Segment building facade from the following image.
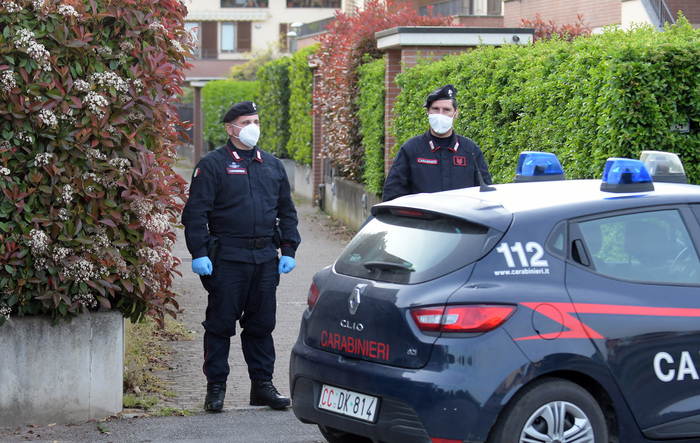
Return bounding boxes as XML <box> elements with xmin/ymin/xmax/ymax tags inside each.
<box><xmin>182</xmin><ymin>0</ymin><xmax>342</xmax><ymax>80</ymax></box>
<box><xmin>502</xmin><ymin>0</ymin><xmax>699</xmax><ymax>31</ymax></box>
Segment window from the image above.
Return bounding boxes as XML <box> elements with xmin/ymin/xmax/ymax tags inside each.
<box><xmin>221</xmin><ymin>0</ymin><xmax>266</xmax><ymax>7</ymax></box>
<box><xmin>335</xmin><ymin>212</ymin><xmax>494</xmax><ymax>284</ymax></box>
<box><xmin>576</xmin><ymin>210</ymin><xmax>700</xmax><ymax>284</ymax></box>
<box><xmin>221</xmin><ymin>22</ymin><xmax>235</xmax><ymax>52</ymax></box>
<box><xmin>285</xmin><ymin>0</ymin><xmax>340</xmax><ymax>7</ymax></box>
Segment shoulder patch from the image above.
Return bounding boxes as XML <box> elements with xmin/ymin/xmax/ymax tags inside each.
<box><xmin>193</xmin><ymin>168</ymin><xmax>201</xmax><ymax>178</ymax></box>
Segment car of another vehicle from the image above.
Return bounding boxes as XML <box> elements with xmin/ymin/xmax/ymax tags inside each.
<box><xmin>289</xmin><ymin>152</ymin><xmax>700</xmax><ymax>443</ymax></box>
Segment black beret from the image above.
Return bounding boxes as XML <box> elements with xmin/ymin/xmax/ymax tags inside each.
<box><xmin>424</xmin><ymin>84</ymin><xmax>457</xmax><ymax>107</ymax></box>
<box><xmin>222</xmin><ymin>101</ymin><xmax>258</xmax><ymax>123</ymax></box>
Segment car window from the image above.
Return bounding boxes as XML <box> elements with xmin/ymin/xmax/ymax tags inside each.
<box><xmin>334</xmin><ymin>212</ymin><xmax>492</xmax><ymax>284</ymax></box>
<box><xmin>693</xmin><ymin>204</ymin><xmax>700</xmax><ymax>224</ymax></box>
<box><xmin>577</xmin><ymin>210</ymin><xmax>700</xmax><ymax>284</ymax></box>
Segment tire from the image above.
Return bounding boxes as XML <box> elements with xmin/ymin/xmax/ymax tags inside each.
<box><xmin>318</xmin><ymin>425</ymin><xmax>372</xmax><ymax>443</ymax></box>
<box><xmin>488</xmin><ymin>377</ymin><xmax>608</xmax><ymax>443</ymax></box>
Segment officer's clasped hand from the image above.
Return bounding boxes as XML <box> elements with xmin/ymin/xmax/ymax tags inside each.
<box><xmin>279</xmin><ymin>256</ymin><xmax>296</xmax><ymax>274</ymax></box>
<box><xmin>192</xmin><ymin>256</ymin><xmax>213</xmax><ymax>276</ymax></box>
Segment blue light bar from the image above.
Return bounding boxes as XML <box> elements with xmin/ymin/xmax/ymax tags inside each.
<box><xmin>640</xmin><ymin>150</ymin><xmax>687</xmax><ymax>184</ymax></box>
<box><xmin>600</xmin><ymin>158</ymin><xmax>654</xmax><ymax>193</ymax></box>
<box><xmin>513</xmin><ymin>151</ymin><xmax>566</xmax><ymax>182</ymax></box>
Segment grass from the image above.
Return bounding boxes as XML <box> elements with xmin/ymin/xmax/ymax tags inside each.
<box><xmin>123</xmin><ymin>315</ymin><xmax>192</xmax><ymax>414</ymax></box>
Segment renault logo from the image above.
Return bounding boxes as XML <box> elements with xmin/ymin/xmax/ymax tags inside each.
<box><xmin>348</xmin><ymin>284</ymin><xmax>366</xmax><ymax>315</ymax></box>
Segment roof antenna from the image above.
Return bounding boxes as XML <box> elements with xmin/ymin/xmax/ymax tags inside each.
<box><xmin>471</xmin><ymin>152</ymin><xmax>496</xmax><ymax>192</ymax></box>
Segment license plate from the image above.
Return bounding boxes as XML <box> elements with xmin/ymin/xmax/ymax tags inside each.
<box><xmin>318</xmin><ymin>384</ymin><xmax>379</xmax><ymax>422</ymax></box>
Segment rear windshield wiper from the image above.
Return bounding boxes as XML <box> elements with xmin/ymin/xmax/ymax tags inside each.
<box><xmin>363</xmin><ymin>261</ymin><xmax>414</xmax><ymax>272</ymax></box>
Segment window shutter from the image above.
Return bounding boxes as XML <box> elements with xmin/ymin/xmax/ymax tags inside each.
<box><xmin>237</xmin><ymin>21</ymin><xmax>252</xmax><ymax>52</ymax></box>
<box><xmin>201</xmin><ymin>21</ymin><xmax>218</xmax><ymax>59</ymax></box>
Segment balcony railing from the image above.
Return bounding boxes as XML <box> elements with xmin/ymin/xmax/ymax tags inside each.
<box><xmin>649</xmin><ymin>0</ymin><xmax>676</xmax><ymax>27</ymax></box>
<box><xmin>418</xmin><ymin>0</ymin><xmax>501</xmax><ymax>17</ymax></box>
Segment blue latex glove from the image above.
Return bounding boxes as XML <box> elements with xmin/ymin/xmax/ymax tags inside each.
<box><xmin>192</xmin><ymin>256</ymin><xmax>213</xmax><ymax>276</ymax></box>
<box><xmin>279</xmin><ymin>256</ymin><xmax>296</xmax><ymax>274</ymax></box>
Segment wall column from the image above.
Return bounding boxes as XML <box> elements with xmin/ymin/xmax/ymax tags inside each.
<box><xmin>191</xmin><ymin>81</ymin><xmax>206</xmax><ymax>165</ymax></box>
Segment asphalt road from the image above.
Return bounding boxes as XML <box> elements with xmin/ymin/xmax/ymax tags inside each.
<box><xmin>0</xmin><ymin>409</ymin><xmax>326</xmax><ymax>442</ymax></box>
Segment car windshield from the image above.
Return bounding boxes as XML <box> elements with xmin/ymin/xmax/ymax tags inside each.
<box><xmin>334</xmin><ymin>212</ymin><xmax>491</xmax><ymax>284</ymax></box>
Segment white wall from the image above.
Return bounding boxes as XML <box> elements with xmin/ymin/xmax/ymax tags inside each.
<box><xmin>621</xmin><ymin>0</ymin><xmax>654</xmax><ymax>29</ymax></box>
<box><xmin>0</xmin><ymin>312</ymin><xmax>124</xmax><ymax>426</ymax></box>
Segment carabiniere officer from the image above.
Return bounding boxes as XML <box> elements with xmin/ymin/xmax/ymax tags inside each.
<box><xmin>383</xmin><ymin>84</ymin><xmax>493</xmax><ymax>201</ymax></box>
<box><xmin>182</xmin><ymin>100</ymin><xmax>301</xmax><ymax>412</ymax></box>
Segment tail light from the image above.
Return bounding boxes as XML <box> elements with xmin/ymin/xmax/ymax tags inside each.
<box><xmin>307</xmin><ymin>282</ymin><xmax>320</xmax><ymax>310</ymax></box>
<box><xmin>411</xmin><ymin>305</ymin><xmax>516</xmax><ymax>333</ymax></box>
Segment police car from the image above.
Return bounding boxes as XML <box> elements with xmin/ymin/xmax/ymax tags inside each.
<box><xmin>289</xmin><ymin>152</ymin><xmax>700</xmax><ymax>443</ymax></box>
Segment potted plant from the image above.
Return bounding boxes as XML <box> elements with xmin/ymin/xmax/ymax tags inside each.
<box><xmin>0</xmin><ymin>0</ymin><xmax>193</xmax><ymax>426</ymax></box>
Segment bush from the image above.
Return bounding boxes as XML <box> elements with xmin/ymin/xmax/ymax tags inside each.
<box><xmin>314</xmin><ymin>0</ymin><xmax>454</xmax><ymax>180</ymax></box>
<box><xmin>257</xmin><ymin>56</ymin><xmax>292</xmax><ymax>158</ymax></box>
<box><xmin>286</xmin><ymin>45</ymin><xmax>316</xmax><ymax>165</ymax></box>
<box><xmin>357</xmin><ymin>57</ymin><xmax>385</xmax><ymax>195</ymax></box>
<box><xmin>201</xmin><ymin>80</ymin><xmax>258</xmax><ymax>149</ymax></box>
<box><xmin>0</xmin><ymin>0</ymin><xmax>195</xmax><ymax>326</ymax></box>
<box><xmin>520</xmin><ymin>13</ymin><xmax>592</xmax><ymax>42</ymax></box>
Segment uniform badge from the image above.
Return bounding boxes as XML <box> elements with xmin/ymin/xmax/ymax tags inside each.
<box><xmin>417</xmin><ymin>158</ymin><xmax>438</xmax><ymax>165</ymax></box>
<box><xmin>227</xmin><ymin>167</ymin><xmax>247</xmax><ymax>175</ymax></box>
<box><xmin>193</xmin><ymin>168</ymin><xmax>201</xmax><ymax>178</ymax></box>
<box><xmin>453</xmin><ymin>156</ymin><xmax>466</xmax><ymax>166</ymax></box>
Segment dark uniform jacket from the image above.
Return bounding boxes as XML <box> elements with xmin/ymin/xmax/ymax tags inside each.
<box><xmin>182</xmin><ymin>140</ymin><xmax>301</xmax><ymax>264</ymax></box>
<box><xmin>383</xmin><ymin>131</ymin><xmax>492</xmax><ymax>202</ymax></box>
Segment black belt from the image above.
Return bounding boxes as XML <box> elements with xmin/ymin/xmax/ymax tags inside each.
<box><xmin>217</xmin><ymin>236</ymin><xmax>274</xmax><ymax>249</ymax></box>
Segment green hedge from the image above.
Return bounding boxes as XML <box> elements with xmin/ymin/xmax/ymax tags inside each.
<box><xmin>357</xmin><ymin>57</ymin><xmax>385</xmax><ymax>195</ymax></box>
<box><xmin>286</xmin><ymin>45</ymin><xmax>316</xmax><ymax>165</ymax></box>
<box><xmin>201</xmin><ymin>80</ymin><xmax>258</xmax><ymax>149</ymax></box>
<box><xmin>257</xmin><ymin>56</ymin><xmax>292</xmax><ymax>158</ymax></box>
<box><xmin>393</xmin><ymin>19</ymin><xmax>700</xmax><ymax>184</ymax></box>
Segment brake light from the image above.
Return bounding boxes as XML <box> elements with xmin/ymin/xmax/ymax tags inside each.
<box><xmin>307</xmin><ymin>282</ymin><xmax>320</xmax><ymax>310</ymax></box>
<box><xmin>411</xmin><ymin>305</ymin><xmax>516</xmax><ymax>333</ymax></box>
<box><xmin>389</xmin><ymin>208</ymin><xmax>436</xmax><ymax>219</ymax></box>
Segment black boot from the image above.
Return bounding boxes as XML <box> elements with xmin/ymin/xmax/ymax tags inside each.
<box><xmin>250</xmin><ymin>380</ymin><xmax>291</xmax><ymax>410</ymax></box>
<box><xmin>204</xmin><ymin>382</ymin><xmax>226</xmax><ymax>412</ymax></box>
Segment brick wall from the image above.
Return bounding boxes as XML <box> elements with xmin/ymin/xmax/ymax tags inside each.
<box><xmin>503</xmin><ymin>0</ymin><xmax>621</xmax><ymax>29</ymax></box>
<box><xmin>311</xmin><ymin>66</ymin><xmax>324</xmax><ymax>205</ymax></box>
<box><xmin>667</xmin><ymin>0</ymin><xmax>700</xmax><ymax>23</ymax></box>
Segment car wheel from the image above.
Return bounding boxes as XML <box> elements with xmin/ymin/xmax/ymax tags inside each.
<box><xmin>318</xmin><ymin>425</ymin><xmax>372</xmax><ymax>443</ymax></box>
<box><xmin>488</xmin><ymin>377</ymin><xmax>608</xmax><ymax>443</ymax></box>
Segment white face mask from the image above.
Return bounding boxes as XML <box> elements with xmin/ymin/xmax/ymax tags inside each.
<box><xmin>428</xmin><ymin>113</ymin><xmax>454</xmax><ymax>135</ymax></box>
<box><xmin>233</xmin><ymin>123</ymin><xmax>260</xmax><ymax>148</ymax></box>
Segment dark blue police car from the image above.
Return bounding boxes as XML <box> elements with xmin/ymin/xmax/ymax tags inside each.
<box><xmin>289</xmin><ymin>152</ymin><xmax>700</xmax><ymax>443</ymax></box>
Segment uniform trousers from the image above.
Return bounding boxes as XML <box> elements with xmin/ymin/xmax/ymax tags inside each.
<box><xmin>200</xmin><ymin>258</ymin><xmax>279</xmax><ymax>383</ymax></box>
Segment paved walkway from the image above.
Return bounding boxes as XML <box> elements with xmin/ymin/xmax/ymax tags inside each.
<box><xmin>154</xmin><ymin>165</ymin><xmax>351</xmax><ymax>412</ymax></box>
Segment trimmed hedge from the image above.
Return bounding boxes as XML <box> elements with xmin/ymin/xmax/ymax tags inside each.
<box><xmin>286</xmin><ymin>45</ymin><xmax>316</xmax><ymax>165</ymax></box>
<box><xmin>393</xmin><ymin>19</ymin><xmax>700</xmax><ymax>184</ymax></box>
<box><xmin>357</xmin><ymin>56</ymin><xmax>385</xmax><ymax>195</ymax></box>
<box><xmin>201</xmin><ymin>80</ymin><xmax>258</xmax><ymax>149</ymax></box>
<box><xmin>0</xmin><ymin>0</ymin><xmax>194</xmax><ymax>325</ymax></box>
<box><xmin>257</xmin><ymin>56</ymin><xmax>292</xmax><ymax>158</ymax></box>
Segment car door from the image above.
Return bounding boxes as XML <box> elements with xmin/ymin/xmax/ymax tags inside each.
<box><xmin>565</xmin><ymin>206</ymin><xmax>700</xmax><ymax>440</ymax></box>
